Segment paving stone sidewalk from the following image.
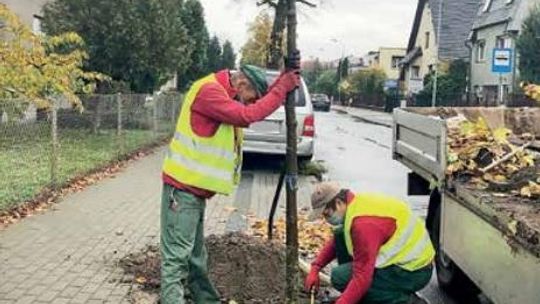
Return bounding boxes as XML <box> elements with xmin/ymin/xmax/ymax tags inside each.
<box><xmin>0</xmin><ymin>148</ymin><xmax>314</xmax><ymax>303</ymax></box>
<box><xmin>332</xmin><ymin>105</ymin><xmax>393</xmax><ymax>128</ymax></box>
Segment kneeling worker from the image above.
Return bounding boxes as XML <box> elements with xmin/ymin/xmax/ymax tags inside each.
<box><xmin>304</xmin><ymin>182</ymin><xmax>435</xmax><ymax>304</ymax></box>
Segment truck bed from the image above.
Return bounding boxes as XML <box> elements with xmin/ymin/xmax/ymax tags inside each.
<box><xmin>393</xmin><ymin>107</ymin><xmax>540</xmax><ymax>256</ymax></box>
<box><xmin>452</xmin><ymin>182</ymin><xmax>540</xmax><ymax>257</ymax></box>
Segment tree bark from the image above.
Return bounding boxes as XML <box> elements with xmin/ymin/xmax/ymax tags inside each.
<box><xmin>285</xmin><ymin>0</ymin><xmax>299</xmax><ymax>302</ymax></box>
<box><xmin>266</xmin><ymin>0</ymin><xmax>286</xmax><ymax>69</ymax></box>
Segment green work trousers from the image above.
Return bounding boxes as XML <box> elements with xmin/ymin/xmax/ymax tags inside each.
<box><xmin>330</xmin><ymin>228</ymin><xmax>433</xmax><ymax>304</ymax></box>
<box><xmin>160</xmin><ymin>184</ymin><xmax>220</xmax><ymax>304</ymax></box>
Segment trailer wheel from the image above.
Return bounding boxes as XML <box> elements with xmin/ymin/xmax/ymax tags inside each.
<box><xmin>431</xmin><ymin>202</ymin><xmax>480</xmax><ymax>302</ymax></box>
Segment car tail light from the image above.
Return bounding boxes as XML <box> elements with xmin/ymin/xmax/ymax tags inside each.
<box><xmin>302</xmin><ymin>114</ymin><xmax>315</xmax><ymax>137</ymax></box>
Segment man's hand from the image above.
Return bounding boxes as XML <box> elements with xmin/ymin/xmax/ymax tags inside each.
<box><xmin>277</xmin><ymin>71</ymin><xmax>300</xmax><ymax>93</ymax></box>
<box><xmin>304</xmin><ymin>267</ymin><xmax>320</xmax><ymax>293</ymax></box>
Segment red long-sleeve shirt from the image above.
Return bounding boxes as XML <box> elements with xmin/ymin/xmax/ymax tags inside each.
<box><xmin>311</xmin><ymin>192</ymin><xmax>397</xmax><ymax>304</ymax></box>
<box><xmin>163</xmin><ymin>70</ymin><xmax>288</xmax><ymax>198</ymax></box>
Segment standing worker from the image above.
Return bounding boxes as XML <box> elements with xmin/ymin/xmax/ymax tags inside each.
<box><xmin>160</xmin><ymin>52</ymin><xmax>301</xmax><ymax>304</ymax></box>
<box><xmin>304</xmin><ymin>182</ymin><xmax>434</xmax><ymax>304</ymax></box>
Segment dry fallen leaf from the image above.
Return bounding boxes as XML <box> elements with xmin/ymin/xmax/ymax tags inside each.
<box><xmin>135</xmin><ymin>276</ymin><xmax>147</xmax><ymax>284</ymax></box>
<box><xmin>507</xmin><ymin>220</ymin><xmax>518</xmax><ymax>235</ymax></box>
<box><xmin>223</xmin><ymin>206</ymin><xmax>238</xmax><ymax>212</ymax></box>
<box><xmin>493</xmin><ymin>127</ymin><xmax>511</xmax><ymax>143</ymax></box>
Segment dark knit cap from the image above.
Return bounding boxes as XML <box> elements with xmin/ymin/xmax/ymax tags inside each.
<box><xmin>239</xmin><ymin>65</ymin><xmax>268</xmax><ymax>97</ymax></box>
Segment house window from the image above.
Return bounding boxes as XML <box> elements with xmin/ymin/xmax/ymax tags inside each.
<box><xmin>483</xmin><ymin>0</ymin><xmax>493</xmax><ymax>12</ymax></box>
<box><xmin>32</xmin><ymin>15</ymin><xmax>42</xmax><ymax>34</ymax></box>
<box><xmin>476</xmin><ymin>40</ymin><xmax>486</xmax><ymax>62</ymax></box>
<box><xmin>425</xmin><ymin>32</ymin><xmax>430</xmax><ymax>49</ymax></box>
<box><xmin>496</xmin><ymin>36</ymin><xmax>511</xmax><ymax>48</ymax></box>
<box><xmin>411</xmin><ymin>66</ymin><xmax>420</xmax><ymax>79</ymax></box>
<box><xmin>391</xmin><ymin>56</ymin><xmax>403</xmax><ymax>69</ymax></box>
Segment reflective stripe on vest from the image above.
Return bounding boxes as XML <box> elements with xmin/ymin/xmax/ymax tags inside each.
<box><xmin>162</xmin><ymin>74</ymin><xmax>242</xmax><ymax>195</ymax></box>
<box><xmin>173</xmin><ymin>131</ymin><xmax>235</xmax><ymax>162</ymax></box>
<box><xmin>343</xmin><ymin>193</ymin><xmax>435</xmax><ymax>271</ymax></box>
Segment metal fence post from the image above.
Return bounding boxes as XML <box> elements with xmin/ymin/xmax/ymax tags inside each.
<box><xmin>153</xmin><ymin>93</ymin><xmax>159</xmax><ymax>137</ymax></box>
<box><xmin>50</xmin><ymin>98</ymin><xmax>59</xmax><ymax>189</ymax></box>
<box><xmin>172</xmin><ymin>94</ymin><xmax>182</xmax><ymax>131</ymax></box>
<box><xmin>117</xmin><ymin>93</ymin><xmax>124</xmax><ymax>157</ymax></box>
<box><xmin>171</xmin><ymin>95</ymin><xmax>177</xmax><ymax>126</ymax></box>
<box><xmin>94</xmin><ymin>96</ymin><xmax>102</xmax><ymax>134</ymax></box>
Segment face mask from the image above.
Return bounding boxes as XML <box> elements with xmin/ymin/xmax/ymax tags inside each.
<box><xmin>326</xmin><ymin>212</ymin><xmax>344</xmax><ymax>226</ymax></box>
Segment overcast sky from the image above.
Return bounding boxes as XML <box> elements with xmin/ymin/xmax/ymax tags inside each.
<box><xmin>199</xmin><ymin>0</ymin><xmax>418</xmax><ymax>61</ymax></box>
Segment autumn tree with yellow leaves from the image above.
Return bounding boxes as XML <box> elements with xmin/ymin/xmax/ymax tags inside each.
<box><xmin>521</xmin><ymin>83</ymin><xmax>540</xmax><ymax>103</ymax></box>
<box><xmin>0</xmin><ymin>4</ymin><xmax>105</xmax><ymax>117</ymax></box>
<box><xmin>240</xmin><ymin>12</ymin><xmax>273</xmax><ymax>67</ymax></box>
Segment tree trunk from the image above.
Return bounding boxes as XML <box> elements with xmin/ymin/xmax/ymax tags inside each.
<box><xmin>267</xmin><ymin>0</ymin><xmax>287</xmax><ymax>69</ymax></box>
<box><xmin>285</xmin><ymin>0</ymin><xmax>299</xmax><ymax>302</ymax></box>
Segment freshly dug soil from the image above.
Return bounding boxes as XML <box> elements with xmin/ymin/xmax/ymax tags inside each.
<box><xmin>206</xmin><ymin>233</ymin><xmax>287</xmax><ymax>303</ymax></box>
<box><xmin>120</xmin><ymin>245</ymin><xmax>161</xmax><ymax>291</ymax></box>
<box><xmin>120</xmin><ymin>233</ymin><xmax>312</xmax><ymax>303</ymax></box>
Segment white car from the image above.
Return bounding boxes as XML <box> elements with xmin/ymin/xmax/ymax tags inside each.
<box><xmin>243</xmin><ymin>71</ymin><xmax>315</xmax><ymax>161</ymax></box>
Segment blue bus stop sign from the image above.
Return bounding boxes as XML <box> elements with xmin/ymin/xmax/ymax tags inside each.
<box><xmin>492</xmin><ymin>48</ymin><xmax>513</xmax><ymax>73</ymax></box>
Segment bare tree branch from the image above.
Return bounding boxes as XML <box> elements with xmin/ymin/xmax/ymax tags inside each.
<box><xmin>256</xmin><ymin>0</ymin><xmax>278</xmax><ymax>7</ymax></box>
<box><xmin>296</xmin><ymin>0</ymin><xmax>316</xmax><ymax>7</ymax></box>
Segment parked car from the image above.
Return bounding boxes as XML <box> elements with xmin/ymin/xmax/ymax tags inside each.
<box><xmin>243</xmin><ymin>71</ymin><xmax>315</xmax><ymax>161</ymax></box>
<box><xmin>311</xmin><ymin>93</ymin><xmax>331</xmax><ymax>112</ymax></box>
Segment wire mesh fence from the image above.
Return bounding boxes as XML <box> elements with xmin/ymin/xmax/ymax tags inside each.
<box><xmin>0</xmin><ymin>92</ymin><xmax>182</xmax><ymax>211</ymax></box>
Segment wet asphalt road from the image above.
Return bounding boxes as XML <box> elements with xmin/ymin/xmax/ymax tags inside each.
<box><xmin>312</xmin><ymin>110</ymin><xmax>457</xmax><ymax>304</ymax></box>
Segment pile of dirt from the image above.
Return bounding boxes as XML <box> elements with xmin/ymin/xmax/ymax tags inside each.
<box><xmin>119</xmin><ymin>244</ymin><xmax>161</xmax><ymax>290</ymax></box>
<box><xmin>206</xmin><ymin>233</ymin><xmax>287</xmax><ymax>303</ymax></box>
<box><xmin>120</xmin><ymin>233</ymin><xmax>311</xmax><ymax>303</ymax></box>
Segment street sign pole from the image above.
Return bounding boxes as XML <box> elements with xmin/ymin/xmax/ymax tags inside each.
<box><xmin>499</xmin><ymin>73</ymin><xmax>504</xmax><ymax>106</ymax></box>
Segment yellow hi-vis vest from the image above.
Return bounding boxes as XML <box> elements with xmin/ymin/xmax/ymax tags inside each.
<box><xmin>162</xmin><ymin>74</ymin><xmax>243</xmax><ymax>195</ymax></box>
<box><xmin>344</xmin><ymin>193</ymin><xmax>435</xmax><ymax>271</ymax></box>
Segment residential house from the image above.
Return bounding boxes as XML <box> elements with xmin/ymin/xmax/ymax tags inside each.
<box><xmin>400</xmin><ymin>0</ymin><xmax>481</xmax><ymax>95</ymax></box>
<box><xmin>379</xmin><ymin>48</ymin><xmax>407</xmax><ymax>81</ymax></box>
<box><xmin>348</xmin><ymin>56</ymin><xmax>365</xmax><ymax>73</ymax></box>
<box><xmin>1</xmin><ymin>0</ymin><xmax>49</xmax><ymax>34</ymax></box>
<box><xmin>361</xmin><ymin>48</ymin><xmax>406</xmax><ymax>89</ymax></box>
<box><xmin>363</xmin><ymin>51</ymin><xmax>380</xmax><ymax>68</ymax></box>
<box><xmin>469</xmin><ymin>0</ymin><xmax>540</xmax><ymax>105</ymax></box>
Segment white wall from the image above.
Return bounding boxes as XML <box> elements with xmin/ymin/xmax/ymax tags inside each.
<box><xmin>1</xmin><ymin>0</ymin><xmax>49</xmax><ymax>31</ymax></box>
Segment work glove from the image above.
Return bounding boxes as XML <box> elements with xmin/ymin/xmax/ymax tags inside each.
<box><xmin>276</xmin><ymin>70</ymin><xmax>300</xmax><ymax>93</ymax></box>
<box><xmin>304</xmin><ymin>267</ymin><xmax>321</xmax><ymax>293</ymax></box>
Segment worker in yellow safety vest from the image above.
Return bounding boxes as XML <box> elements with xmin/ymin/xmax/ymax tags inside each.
<box><xmin>160</xmin><ymin>52</ymin><xmax>301</xmax><ymax>304</ymax></box>
<box><xmin>305</xmin><ymin>182</ymin><xmax>435</xmax><ymax>304</ymax></box>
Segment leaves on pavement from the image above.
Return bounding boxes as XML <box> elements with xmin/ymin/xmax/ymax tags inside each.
<box><xmin>249</xmin><ymin>214</ymin><xmax>333</xmax><ymax>259</ymax></box>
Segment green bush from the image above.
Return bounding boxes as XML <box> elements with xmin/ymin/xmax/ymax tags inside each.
<box><xmin>416</xmin><ymin>60</ymin><xmax>468</xmax><ymax>106</ymax></box>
